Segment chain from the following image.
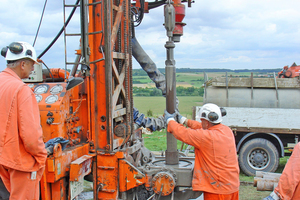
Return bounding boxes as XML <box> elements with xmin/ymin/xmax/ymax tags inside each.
<box><xmin>124</xmin><ymin>0</ymin><xmax>130</xmax><ymax>137</ymax></box>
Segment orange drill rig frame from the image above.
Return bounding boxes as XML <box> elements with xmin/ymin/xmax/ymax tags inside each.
<box><xmin>277</xmin><ymin>62</ymin><xmax>300</xmax><ymax>78</ymax></box>
<box><xmin>23</xmin><ymin>0</ymin><xmax>200</xmax><ymax>199</ymax></box>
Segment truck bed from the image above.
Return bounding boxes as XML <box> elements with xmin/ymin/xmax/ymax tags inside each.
<box><xmin>195</xmin><ymin>107</ymin><xmax>300</xmax><ymax>134</ymax></box>
<box><xmin>204</xmin><ymin>76</ymin><xmax>300</xmax><ymax>109</ymax></box>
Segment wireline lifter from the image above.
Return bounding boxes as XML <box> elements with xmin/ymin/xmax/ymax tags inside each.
<box><xmin>24</xmin><ymin>0</ymin><xmax>200</xmax><ymax>199</ymax></box>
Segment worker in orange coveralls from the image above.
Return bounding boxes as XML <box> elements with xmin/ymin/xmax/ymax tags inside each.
<box><xmin>264</xmin><ymin>142</ymin><xmax>300</xmax><ymax>200</ymax></box>
<box><xmin>0</xmin><ymin>42</ymin><xmax>47</xmax><ymax>200</ymax></box>
<box><xmin>164</xmin><ymin>103</ymin><xmax>240</xmax><ymax>200</ymax></box>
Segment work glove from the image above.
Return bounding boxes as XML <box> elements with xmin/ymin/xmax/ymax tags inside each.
<box><xmin>164</xmin><ymin>110</ymin><xmax>176</xmax><ymax>126</ymax></box>
<box><xmin>45</xmin><ymin>137</ymin><xmax>69</xmax><ymax>155</ymax></box>
<box><xmin>176</xmin><ymin>111</ymin><xmax>187</xmax><ymax>125</ymax></box>
<box><xmin>263</xmin><ymin>196</ymin><xmax>275</xmax><ymax>200</ymax></box>
<box><xmin>263</xmin><ymin>192</ymin><xmax>280</xmax><ymax>200</ymax></box>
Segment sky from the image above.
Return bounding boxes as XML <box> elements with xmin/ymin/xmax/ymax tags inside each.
<box><xmin>1</xmin><ymin>0</ymin><xmax>300</xmax><ymax>72</ymax></box>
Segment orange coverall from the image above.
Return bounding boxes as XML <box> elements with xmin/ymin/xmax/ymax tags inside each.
<box><xmin>168</xmin><ymin>119</ymin><xmax>240</xmax><ymax>198</ymax></box>
<box><xmin>274</xmin><ymin>142</ymin><xmax>300</xmax><ymax>200</ymax></box>
<box><xmin>0</xmin><ymin>68</ymin><xmax>47</xmax><ymax>200</ymax></box>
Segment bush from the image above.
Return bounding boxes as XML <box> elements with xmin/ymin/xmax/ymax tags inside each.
<box><xmin>147</xmin><ymin>109</ymin><xmax>153</xmax><ymax>116</ymax></box>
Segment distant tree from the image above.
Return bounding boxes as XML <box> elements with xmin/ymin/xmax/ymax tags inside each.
<box><xmin>150</xmin><ymin>88</ymin><xmax>162</xmax><ymax>96</ymax></box>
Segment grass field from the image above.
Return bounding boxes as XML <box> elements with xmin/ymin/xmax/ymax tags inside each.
<box><xmin>176</xmin><ymin>73</ymin><xmax>203</xmax><ymax>88</ymax></box>
<box><xmin>133</xmin><ymin>96</ymin><xmax>203</xmax><ymax>119</ymax></box>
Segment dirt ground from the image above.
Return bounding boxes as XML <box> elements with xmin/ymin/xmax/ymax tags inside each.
<box><xmin>239</xmin><ymin>182</ymin><xmax>270</xmax><ymax>200</ymax></box>
<box><xmin>78</xmin><ymin>181</ymin><xmax>271</xmax><ymax>200</ymax></box>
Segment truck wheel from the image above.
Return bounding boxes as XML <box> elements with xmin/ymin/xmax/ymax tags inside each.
<box><xmin>238</xmin><ymin>138</ymin><xmax>279</xmax><ymax>176</ymax></box>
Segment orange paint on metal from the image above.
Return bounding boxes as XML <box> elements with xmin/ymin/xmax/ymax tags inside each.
<box><xmin>47</xmin><ymin>159</ymin><xmax>55</xmax><ymax>172</ymax></box>
<box><xmin>69</xmin><ymin>155</ymin><xmax>93</xmax><ymax>181</ymax></box>
<box><xmin>45</xmin><ymin>143</ymin><xmax>90</xmax><ymax>183</ymax></box>
<box><xmin>49</xmin><ymin>68</ymin><xmax>70</xmax><ymax>79</ymax></box>
<box><xmin>152</xmin><ymin>172</ymin><xmax>176</xmax><ymax>196</ymax></box>
<box><xmin>96</xmin><ymin>153</ymin><xmax>120</xmax><ymax>199</ymax></box>
<box><xmin>119</xmin><ymin>159</ymin><xmax>145</xmax><ymax>192</ymax></box>
<box><xmin>278</xmin><ymin>64</ymin><xmax>300</xmax><ymax>78</ymax></box>
<box><xmin>51</xmin><ymin>178</ymin><xmax>67</xmax><ymax>200</ymax></box>
<box><xmin>40</xmin><ymin>173</ymin><xmax>52</xmax><ymax>200</ymax></box>
<box><xmin>38</xmin><ymin>0</ymin><xmax>147</xmax><ymax>198</ymax></box>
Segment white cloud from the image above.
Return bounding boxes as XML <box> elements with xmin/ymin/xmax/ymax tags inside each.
<box><xmin>265</xmin><ymin>24</ymin><xmax>277</xmax><ymax>33</ymax></box>
<box><xmin>218</xmin><ymin>56</ymin><xmax>252</xmax><ymax>63</ymax></box>
<box><xmin>1</xmin><ymin>0</ymin><xmax>300</xmax><ymax>71</ymax></box>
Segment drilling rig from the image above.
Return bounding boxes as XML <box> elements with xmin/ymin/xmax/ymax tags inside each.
<box><xmin>23</xmin><ymin>0</ymin><xmax>200</xmax><ymax>199</ymax></box>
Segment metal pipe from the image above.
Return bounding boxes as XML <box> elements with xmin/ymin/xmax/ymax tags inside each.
<box><xmin>164</xmin><ymin>1</ymin><xmax>179</xmax><ymax>165</ymax></box>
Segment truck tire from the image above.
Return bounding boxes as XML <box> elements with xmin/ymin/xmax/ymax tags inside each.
<box><xmin>238</xmin><ymin>138</ymin><xmax>279</xmax><ymax>176</ymax></box>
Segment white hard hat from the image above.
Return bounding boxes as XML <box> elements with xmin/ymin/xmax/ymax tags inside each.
<box><xmin>1</xmin><ymin>42</ymin><xmax>38</xmax><ymax>63</ymax></box>
<box><xmin>199</xmin><ymin>103</ymin><xmax>225</xmax><ymax>124</ymax></box>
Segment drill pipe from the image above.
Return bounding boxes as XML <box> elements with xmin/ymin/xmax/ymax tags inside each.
<box><xmin>164</xmin><ymin>2</ymin><xmax>179</xmax><ymax>165</ymax></box>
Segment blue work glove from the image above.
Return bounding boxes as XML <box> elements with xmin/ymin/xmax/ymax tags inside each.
<box><xmin>263</xmin><ymin>192</ymin><xmax>280</xmax><ymax>200</ymax></box>
<box><xmin>263</xmin><ymin>196</ymin><xmax>275</xmax><ymax>200</ymax></box>
<box><xmin>164</xmin><ymin>110</ymin><xmax>176</xmax><ymax>126</ymax></box>
<box><xmin>45</xmin><ymin>137</ymin><xmax>69</xmax><ymax>155</ymax></box>
<box><xmin>176</xmin><ymin>111</ymin><xmax>187</xmax><ymax>125</ymax></box>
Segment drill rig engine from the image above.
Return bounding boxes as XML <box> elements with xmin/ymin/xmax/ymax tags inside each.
<box><xmin>23</xmin><ymin>0</ymin><xmax>200</xmax><ymax>199</ymax></box>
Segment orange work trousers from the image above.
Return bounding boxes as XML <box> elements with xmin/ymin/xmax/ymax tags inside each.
<box><xmin>204</xmin><ymin>191</ymin><xmax>239</xmax><ymax>200</ymax></box>
<box><xmin>0</xmin><ymin>165</ymin><xmax>43</xmax><ymax>200</ymax></box>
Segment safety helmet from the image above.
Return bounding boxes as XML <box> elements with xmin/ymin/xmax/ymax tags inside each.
<box><xmin>1</xmin><ymin>42</ymin><xmax>38</xmax><ymax>63</ymax></box>
<box><xmin>199</xmin><ymin>103</ymin><xmax>226</xmax><ymax>124</ymax></box>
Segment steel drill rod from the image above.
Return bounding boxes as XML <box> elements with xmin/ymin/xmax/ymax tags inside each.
<box><xmin>164</xmin><ymin>1</ymin><xmax>179</xmax><ymax>165</ymax></box>
<box><xmin>165</xmin><ymin>40</ymin><xmax>179</xmax><ymax>165</ymax></box>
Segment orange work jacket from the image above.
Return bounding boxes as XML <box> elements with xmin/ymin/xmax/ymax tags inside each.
<box><xmin>274</xmin><ymin>142</ymin><xmax>300</xmax><ymax>200</ymax></box>
<box><xmin>0</xmin><ymin>68</ymin><xmax>47</xmax><ymax>172</ymax></box>
<box><xmin>168</xmin><ymin>119</ymin><xmax>240</xmax><ymax>194</ymax></box>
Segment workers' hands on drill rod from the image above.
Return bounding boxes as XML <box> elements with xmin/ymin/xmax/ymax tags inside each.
<box><xmin>175</xmin><ymin>111</ymin><xmax>187</xmax><ymax>125</ymax></box>
<box><xmin>164</xmin><ymin>110</ymin><xmax>176</xmax><ymax>125</ymax></box>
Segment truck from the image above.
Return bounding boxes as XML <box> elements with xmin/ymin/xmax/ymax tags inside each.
<box><xmin>195</xmin><ymin>73</ymin><xmax>300</xmax><ymax>176</ymax></box>
<box><xmin>9</xmin><ymin>0</ymin><xmax>201</xmax><ymax>199</ymax></box>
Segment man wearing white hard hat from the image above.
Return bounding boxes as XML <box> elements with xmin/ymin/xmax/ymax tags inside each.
<box><xmin>0</xmin><ymin>42</ymin><xmax>47</xmax><ymax>200</ymax></box>
<box><xmin>164</xmin><ymin>103</ymin><xmax>240</xmax><ymax>200</ymax></box>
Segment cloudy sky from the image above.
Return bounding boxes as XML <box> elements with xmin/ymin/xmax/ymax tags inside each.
<box><xmin>1</xmin><ymin>0</ymin><xmax>300</xmax><ymax>72</ymax></box>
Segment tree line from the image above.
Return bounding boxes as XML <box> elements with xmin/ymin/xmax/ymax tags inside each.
<box><xmin>132</xmin><ymin>68</ymin><xmax>282</xmax><ymax>76</ymax></box>
<box><xmin>133</xmin><ymin>86</ymin><xmax>204</xmax><ymax>97</ymax></box>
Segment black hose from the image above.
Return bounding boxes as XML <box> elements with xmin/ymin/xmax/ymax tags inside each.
<box><xmin>41</xmin><ymin>61</ymin><xmax>54</xmax><ymax>82</ymax></box>
<box><xmin>148</xmin><ymin>0</ymin><xmax>166</xmax><ymax>10</ymax></box>
<box><xmin>38</xmin><ymin>0</ymin><xmax>80</xmax><ymax>59</ymax></box>
<box><xmin>33</xmin><ymin>0</ymin><xmax>48</xmax><ymax>47</ymax></box>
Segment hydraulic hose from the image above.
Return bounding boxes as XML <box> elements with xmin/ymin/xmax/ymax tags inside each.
<box><xmin>132</xmin><ymin>36</ymin><xmax>179</xmax><ymax>132</ymax></box>
<box><xmin>132</xmin><ymin>36</ymin><xmax>166</xmax><ymax>95</ymax></box>
<box><xmin>38</xmin><ymin>0</ymin><xmax>80</xmax><ymax>59</ymax></box>
<box><xmin>133</xmin><ymin>107</ymin><xmax>165</xmax><ymax>131</ymax></box>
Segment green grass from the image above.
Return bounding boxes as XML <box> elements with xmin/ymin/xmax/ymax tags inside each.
<box><xmin>143</xmin><ymin>129</ymin><xmax>180</xmax><ymax>151</ymax></box>
<box><xmin>176</xmin><ymin>73</ymin><xmax>204</xmax><ymax>87</ymax></box>
<box><xmin>133</xmin><ymin>76</ymin><xmax>152</xmax><ymax>83</ymax></box>
<box><xmin>133</xmin><ymin>96</ymin><xmax>203</xmax><ymax>119</ymax></box>
<box><xmin>239</xmin><ymin>184</ymin><xmax>270</xmax><ymax>200</ymax></box>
